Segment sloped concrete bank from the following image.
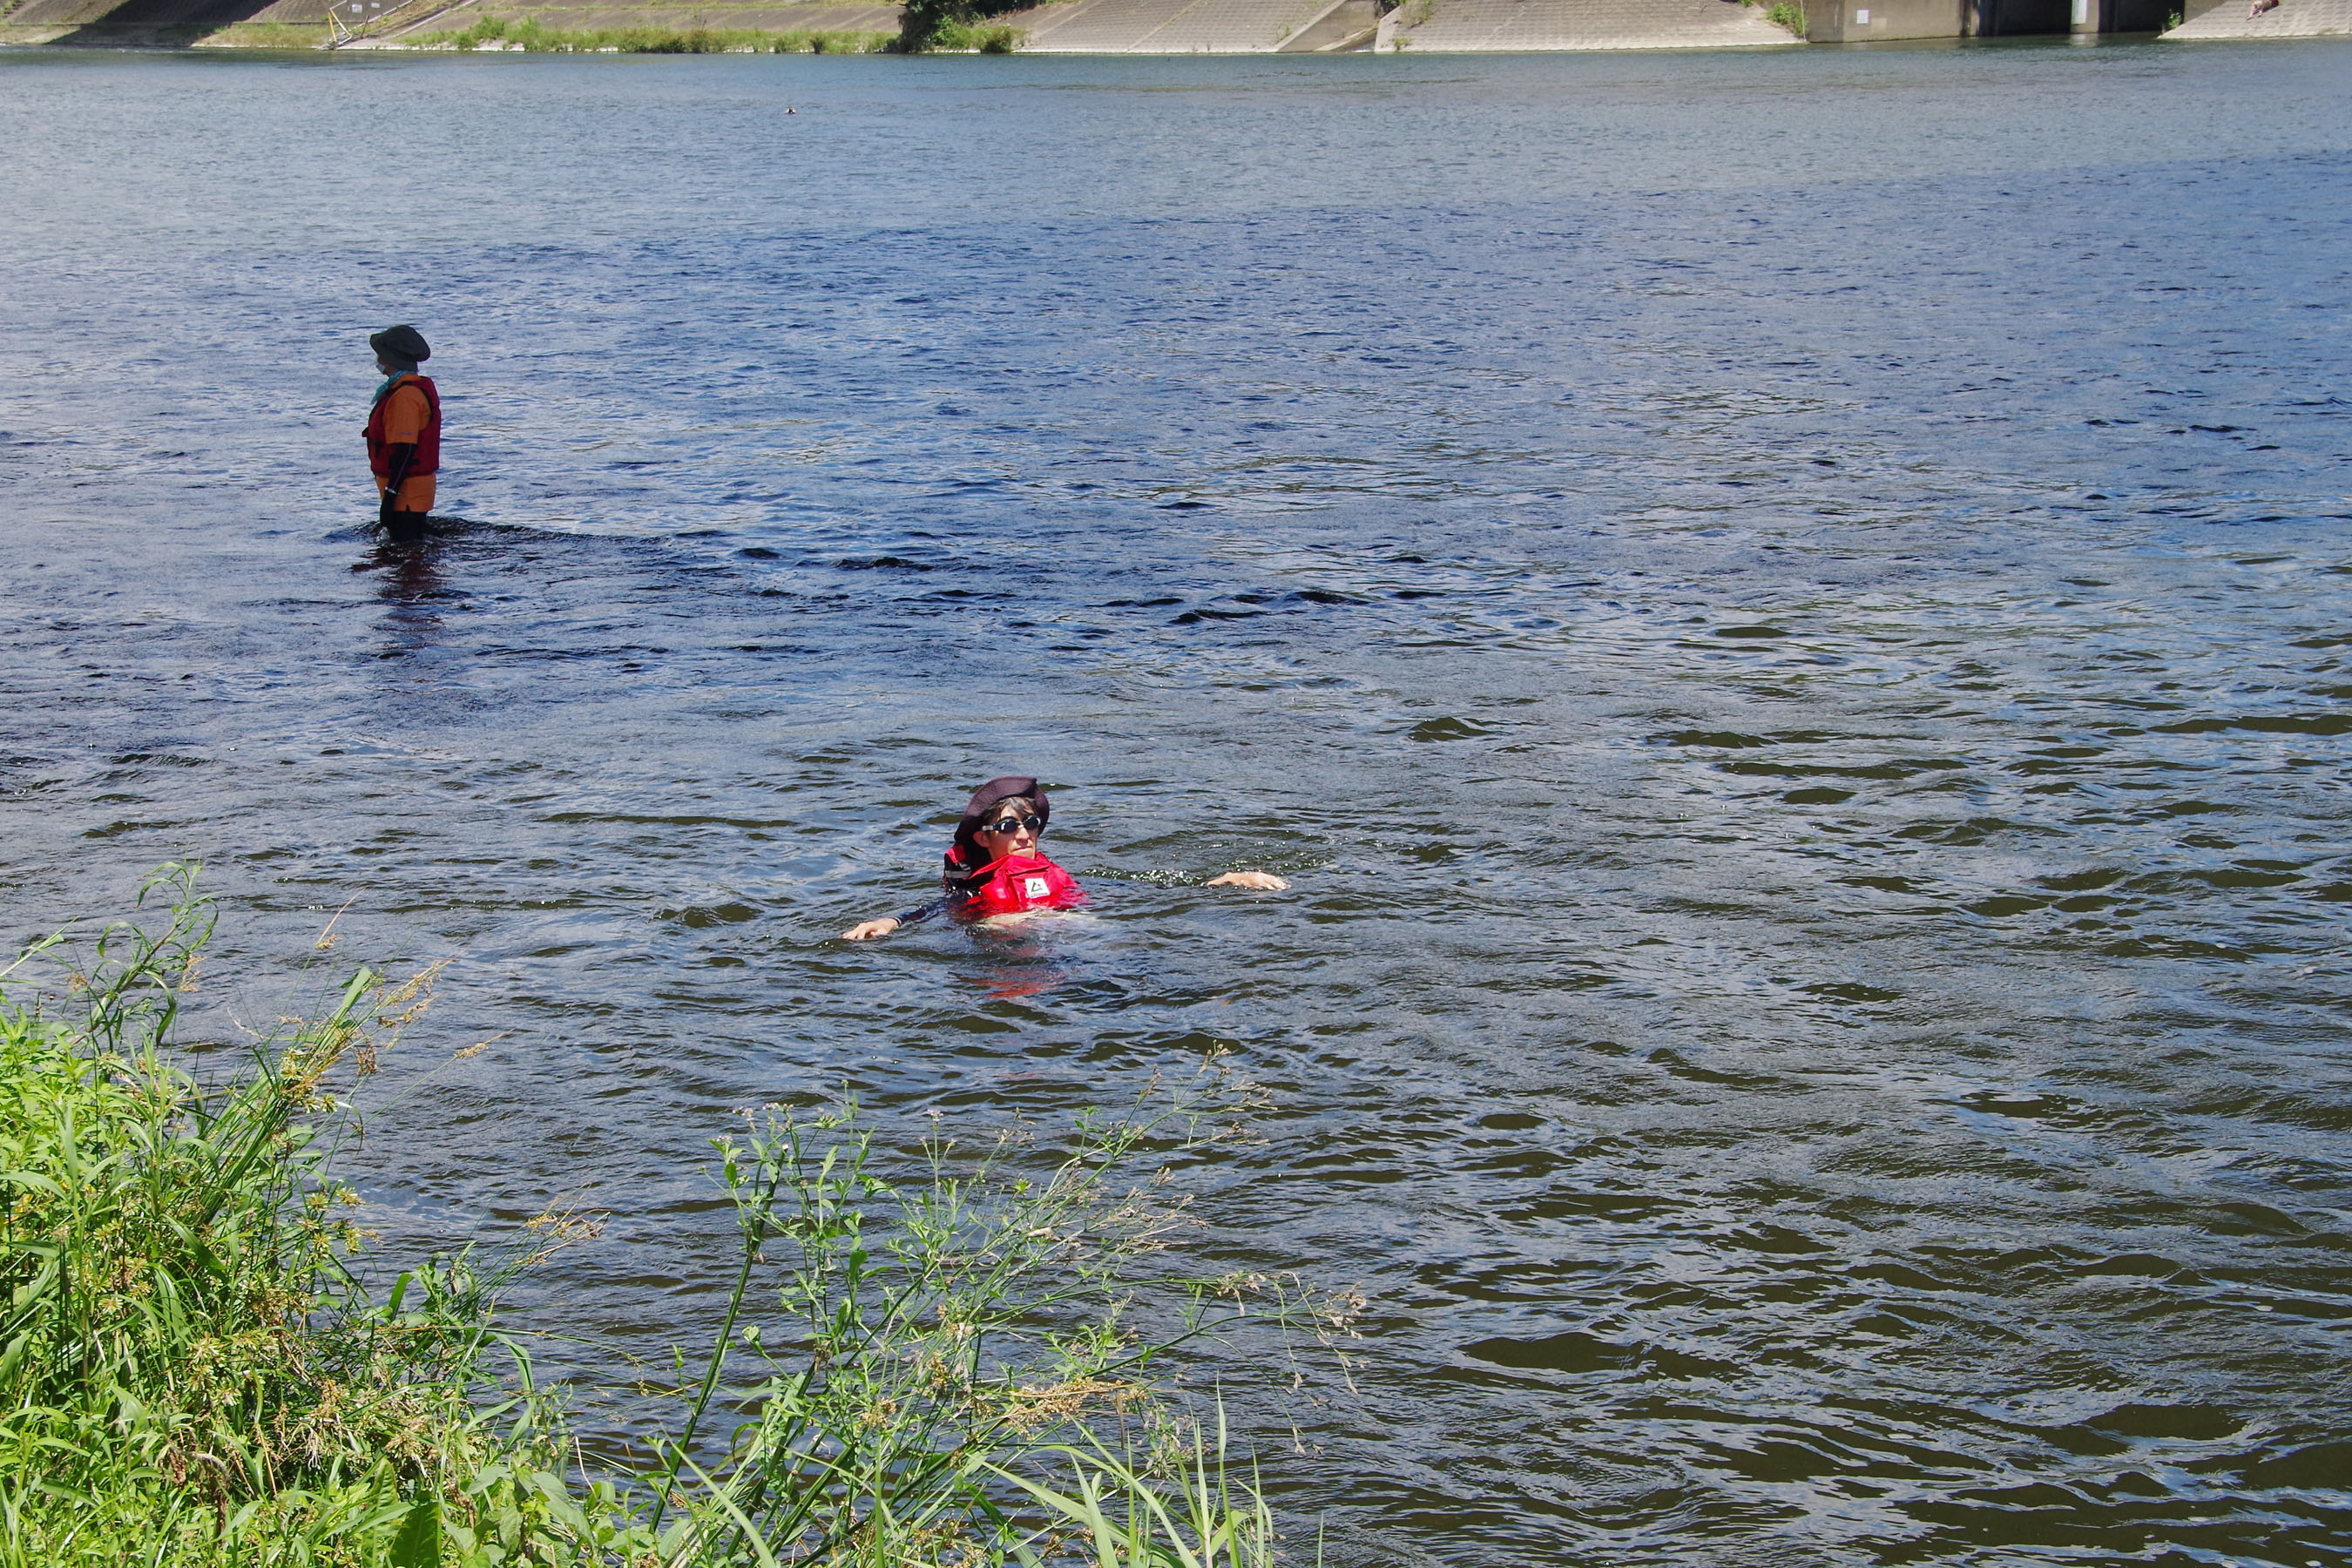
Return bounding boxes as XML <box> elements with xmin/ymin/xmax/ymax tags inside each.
<box><xmin>0</xmin><ymin>0</ymin><xmax>334</xmax><ymax>45</ymax></box>
<box><xmin>1375</xmin><ymin>0</ymin><xmax>1793</xmax><ymax>50</ymax></box>
<box><xmin>990</xmin><ymin>0</ymin><xmax>1378</xmax><ymax>53</ymax></box>
<box><xmin>0</xmin><ymin>0</ymin><xmax>1801</xmax><ymax>48</ymax></box>
<box><xmin>0</xmin><ymin>0</ymin><xmax>892</xmax><ymax>43</ymax></box>
<box><xmin>341</xmin><ymin>0</ymin><xmax>895</xmax><ymax>46</ymax></box>
<box><xmin>6</xmin><ymin>0</ymin><xmax>2347</xmax><ymax>50</ymax></box>
<box><xmin>2163</xmin><ymin>0</ymin><xmax>2349</xmax><ymax>38</ymax></box>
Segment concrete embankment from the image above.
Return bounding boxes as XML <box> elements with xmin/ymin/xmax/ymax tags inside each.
<box><xmin>1376</xmin><ymin>0</ymin><xmax>1793</xmax><ymax>50</ymax></box>
<box><xmin>2163</xmin><ymin>0</ymin><xmax>2349</xmax><ymax>38</ymax></box>
<box><xmin>3</xmin><ymin>0</ymin><xmax>2342</xmax><ymax>51</ymax></box>
<box><xmin>0</xmin><ymin>0</ymin><xmax>334</xmax><ymax>45</ymax></box>
<box><xmin>0</xmin><ymin>0</ymin><xmax>1801</xmax><ymax>49</ymax></box>
<box><xmin>983</xmin><ymin>0</ymin><xmax>1375</xmax><ymax>52</ymax></box>
<box><xmin>0</xmin><ymin>0</ymin><xmax>895</xmax><ymax>44</ymax></box>
<box><xmin>346</xmin><ymin>0</ymin><xmax>895</xmax><ymax>44</ymax></box>
<box><xmin>986</xmin><ymin>0</ymin><xmax>1792</xmax><ymax>51</ymax></box>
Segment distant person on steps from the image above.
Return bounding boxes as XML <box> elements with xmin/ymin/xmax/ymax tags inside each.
<box><xmin>840</xmin><ymin>775</ymin><xmax>1289</xmax><ymax>940</ymax></box>
<box><xmin>366</xmin><ymin>324</ymin><xmax>441</xmax><ymax>544</ymax></box>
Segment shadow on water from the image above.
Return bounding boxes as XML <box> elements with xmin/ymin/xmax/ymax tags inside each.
<box><xmin>960</xmin><ymin>917</ymin><xmax>1085</xmax><ymax>1003</ymax></box>
<box><xmin>349</xmin><ymin>517</ymin><xmax>481</xmax><ymax>661</ymax></box>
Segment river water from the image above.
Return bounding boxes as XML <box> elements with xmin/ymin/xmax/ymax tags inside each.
<box><xmin>4</xmin><ymin>36</ymin><xmax>2351</xmax><ymax>1567</ymax></box>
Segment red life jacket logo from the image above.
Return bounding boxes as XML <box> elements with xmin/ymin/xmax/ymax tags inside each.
<box><xmin>1022</xmin><ymin>875</ymin><xmax>1050</xmax><ymax>901</ymax></box>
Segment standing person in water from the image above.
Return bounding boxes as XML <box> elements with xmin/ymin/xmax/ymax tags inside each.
<box><xmin>840</xmin><ymin>776</ymin><xmax>1288</xmax><ymax>941</ymax></box>
<box><xmin>365</xmin><ymin>325</ymin><xmax>441</xmax><ymax>544</ymax></box>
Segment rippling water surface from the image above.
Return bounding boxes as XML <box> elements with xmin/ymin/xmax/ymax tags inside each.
<box><xmin>5</xmin><ymin>37</ymin><xmax>2352</xmax><ymax>1566</ymax></box>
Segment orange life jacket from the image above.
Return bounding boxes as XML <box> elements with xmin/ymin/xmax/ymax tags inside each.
<box><xmin>365</xmin><ymin>374</ymin><xmax>441</xmax><ymax>476</ymax></box>
<box><xmin>961</xmin><ymin>853</ymin><xmax>1085</xmax><ymax>918</ymax></box>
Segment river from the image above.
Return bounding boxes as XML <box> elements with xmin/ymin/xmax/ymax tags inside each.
<box><xmin>3</xmin><ymin>36</ymin><xmax>2350</xmax><ymax>1567</ymax></box>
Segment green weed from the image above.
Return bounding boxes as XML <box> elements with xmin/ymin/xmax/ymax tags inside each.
<box><xmin>194</xmin><ymin>20</ymin><xmax>333</xmax><ymax>45</ymax></box>
<box><xmin>411</xmin><ymin>15</ymin><xmax>891</xmax><ymax>51</ymax></box>
<box><xmin>929</xmin><ymin>18</ymin><xmax>1021</xmax><ymax>49</ymax></box>
<box><xmin>0</xmin><ymin>864</ymin><xmax>576</xmax><ymax>1563</ymax></box>
<box><xmin>0</xmin><ymin>869</ymin><xmax>1339</xmax><ymax>1566</ymax></box>
<box><xmin>894</xmin><ymin>0</ymin><xmax>1029</xmax><ymax>51</ymax></box>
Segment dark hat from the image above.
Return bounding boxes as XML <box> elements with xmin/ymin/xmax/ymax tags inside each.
<box><xmin>368</xmin><ymin>324</ymin><xmax>431</xmax><ymax>363</ymax></box>
<box><xmin>948</xmin><ymin>775</ymin><xmax>1051</xmax><ymax>874</ymax></box>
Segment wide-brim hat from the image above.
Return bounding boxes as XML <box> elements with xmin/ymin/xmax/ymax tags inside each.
<box><xmin>369</xmin><ymin>324</ymin><xmax>431</xmax><ymax>363</ymax></box>
<box><xmin>952</xmin><ymin>775</ymin><xmax>1050</xmax><ymax>862</ymax></box>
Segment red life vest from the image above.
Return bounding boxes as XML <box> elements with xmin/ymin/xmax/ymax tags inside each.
<box><xmin>961</xmin><ymin>853</ymin><xmax>1085</xmax><ymax>918</ymax></box>
<box><xmin>365</xmin><ymin>374</ymin><xmax>441</xmax><ymax>476</ymax></box>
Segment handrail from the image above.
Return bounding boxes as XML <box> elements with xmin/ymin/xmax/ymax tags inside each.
<box><xmin>325</xmin><ymin>0</ymin><xmax>472</xmax><ymax>45</ymax></box>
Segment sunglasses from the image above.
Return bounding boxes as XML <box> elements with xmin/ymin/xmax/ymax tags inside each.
<box><xmin>977</xmin><ymin>813</ymin><xmax>1045</xmax><ymax>835</ymax></box>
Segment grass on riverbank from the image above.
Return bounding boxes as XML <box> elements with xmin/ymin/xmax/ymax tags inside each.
<box><xmin>1739</xmin><ymin>0</ymin><xmax>1808</xmax><ymax>34</ymax></box>
<box><xmin>410</xmin><ymin>16</ymin><xmax>892</xmax><ymax>51</ymax></box>
<box><xmin>0</xmin><ymin>867</ymin><xmax>1330</xmax><ymax>1565</ymax></box>
<box><xmin>927</xmin><ymin>18</ymin><xmax>1020</xmax><ymax>49</ymax></box>
<box><xmin>196</xmin><ymin>21</ymin><xmax>335</xmax><ymax>45</ymax></box>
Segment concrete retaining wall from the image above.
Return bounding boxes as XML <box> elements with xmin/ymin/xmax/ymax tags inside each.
<box><xmin>1795</xmin><ymin>0</ymin><xmax>2183</xmax><ymax>40</ymax></box>
<box><xmin>1794</xmin><ymin>0</ymin><xmax>1970</xmax><ymax>41</ymax></box>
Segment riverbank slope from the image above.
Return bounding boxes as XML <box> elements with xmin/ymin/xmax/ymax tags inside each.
<box><xmin>11</xmin><ymin>0</ymin><xmax>2349</xmax><ymax>47</ymax></box>
<box><xmin>2164</xmin><ymin>0</ymin><xmax>2349</xmax><ymax>38</ymax></box>
<box><xmin>0</xmin><ymin>0</ymin><xmax>1805</xmax><ymax>50</ymax></box>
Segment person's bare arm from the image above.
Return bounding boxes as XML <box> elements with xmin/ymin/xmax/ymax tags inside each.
<box><xmin>841</xmin><ymin>893</ymin><xmax>956</xmax><ymax>941</ymax></box>
<box><xmin>1206</xmin><ymin>871</ymin><xmax>1288</xmax><ymax>890</ymax></box>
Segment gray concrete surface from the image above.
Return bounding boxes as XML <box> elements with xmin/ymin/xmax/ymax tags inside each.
<box><xmin>1</xmin><ymin>0</ymin><xmax>315</xmax><ymax>40</ymax></box>
<box><xmin>8</xmin><ymin>0</ymin><xmax>2342</xmax><ymax>49</ymax></box>
<box><xmin>1380</xmin><ymin>0</ymin><xmax>1797</xmax><ymax>51</ymax></box>
<box><xmin>2165</xmin><ymin>0</ymin><xmax>2351</xmax><ymax>36</ymax></box>
<box><xmin>997</xmin><ymin>0</ymin><xmax>1364</xmax><ymax>51</ymax></box>
<box><xmin>362</xmin><ymin>0</ymin><xmax>899</xmax><ymax>37</ymax></box>
<box><xmin>1794</xmin><ymin>0</ymin><xmax>1972</xmax><ymax>41</ymax></box>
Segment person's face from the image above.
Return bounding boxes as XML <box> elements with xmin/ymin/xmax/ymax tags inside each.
<box><xmin>970</xmin><ymin>801</ymin><xmax>1044</xmax><ymax>860</ymax></box>
<box><xmin>375</xmin><ymin>354</ymin><xmax>401</xmax><ymax>376</ymax></box>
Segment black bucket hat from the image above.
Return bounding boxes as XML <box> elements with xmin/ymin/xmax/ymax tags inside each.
<box><xmin>369</xmin><ymin>324</ymin><xmax>431</xmax><ymax>364</ymax></box>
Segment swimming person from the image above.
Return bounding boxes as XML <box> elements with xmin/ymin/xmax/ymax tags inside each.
<box><xmin>365</xmin><ymin>325</ymin><xmax>441</xmax><ymax>544</ymax></box>
<box><xmin>839</xmin><ymin>775</ymin><xmax>1289</xmax><ymax>940</ymax></box>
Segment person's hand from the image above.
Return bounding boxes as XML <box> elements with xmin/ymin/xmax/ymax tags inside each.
<box><xmin>1206</xmin><ymin>871</ymin><xmax>1288</xmax><ymax>891</ymax></box>
<box><xmin>841</xmin><ymin>917</ymin><xmax>901</xmax><ymax>941</ymax></box>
